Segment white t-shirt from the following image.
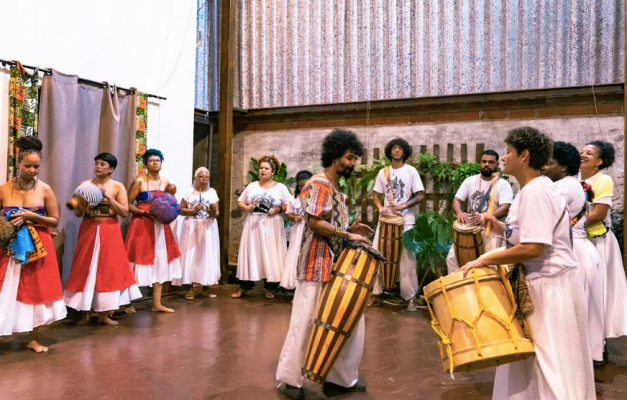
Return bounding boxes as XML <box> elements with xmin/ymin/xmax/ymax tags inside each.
<box><xmin>554</xmin><ymin>176</ymin><xmax>586</xmax><ymax>240</ymax></box>
<box><xmin>286</xmin><ymin>196</ymin><xmax>304</xmax><ymax>216</ymax></box>
<box><xmin>455</xmin><ymin>175</ymin><xmax>514</xmax><ymax>216</ymax></box>
<box><xmin>183</xmin><ymin>187</ymin><xmax>219</xmax><ymax>219</ymax></box>
<box><xmin>237</xmin><ymin>181</ymin><xmax>292</xmax><ymax>213</ymax></box>
<box><xmin>373</xmin><ymin>164</ymin><xmax>424</xmax><ymax>225</ymax></box>
<box><xmin>504</xmin><ymin>176</ymin><xmax>577</xmax><ymax>279</ymax></box>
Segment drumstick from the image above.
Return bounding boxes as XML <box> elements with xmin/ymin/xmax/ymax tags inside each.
<box><xmin>484</xmin><ymin>173</ymin><xmax>500</xmax><ymax>237</ymax></box>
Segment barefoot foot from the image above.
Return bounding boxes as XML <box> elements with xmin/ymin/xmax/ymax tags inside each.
<box><xmin>26</xmin><ymin>341</ymin><xmax>48</xmax><ymax>353</ymax></box>
<box><xmin>98</xmin><ymin>316</ymin><xmax>119</xmax><ymax>326</ymax></box>
<box><xmin>152</xmin><ymin>305</ymin><xmax>175</xmax><ymax>313</ymax></box>
<box><xmin>77</xmin><ymin>312</ymin><xmax>92</xmax><ymax>326</ymax></box>
<box><xmin>123</xmin><ymin>305</ymin><xmax>136</xmax><ymax>314</ymax></box>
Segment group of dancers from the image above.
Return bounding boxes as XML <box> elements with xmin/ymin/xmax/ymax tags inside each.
<box><xmin>1</xmin><ymin>126</ymin><xmax>625</xmax><ymax>399</ymax></box>
<box><xmin>0</xmin><ymin>136</ymin><xmax>221</xmax><ymax>352</ymax></box>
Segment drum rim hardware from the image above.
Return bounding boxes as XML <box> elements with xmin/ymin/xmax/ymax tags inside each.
<box><xmin>332</xmin><ymin>270</ymin><xmax>374</xmax><ymax>291</ymax></box>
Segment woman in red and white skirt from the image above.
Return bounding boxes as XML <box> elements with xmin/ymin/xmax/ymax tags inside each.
<box><xmin>64</xmin><ymin>153</ymin><xmax>141</xmax><ymax>325</ymax></box>
<box><xmin>0</xmin><ymin>136</ymin><xmax>67</xmax><ymax>353</ymax></box>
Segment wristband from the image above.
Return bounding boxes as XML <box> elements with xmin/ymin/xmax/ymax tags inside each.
<box><xmin>333</xmin><ymin>227</ymin><xmax>344</xmax><ymax>240</ymax></box>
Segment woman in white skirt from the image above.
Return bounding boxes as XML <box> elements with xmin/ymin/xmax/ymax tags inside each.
<box><xmin>280</xmin><ymin>170</ymin><xmax>313</xmax><ymax>290</ymax></box>
<box><xmin>232</xmin><ymin>156</ymin><xmax>292</xmax><ymax>299</ymax></box>
<box><xmin>543</xmin><ymin>141</ymin><xmax>604</xmax><ymax>364</ymax></box>
<box><xmin>173</xmin><ymin>167</ymin><xmax>220</xmax><ymax>300</ymax></box>
<box><xmin>0</xmin><ymin>136</ymin><xmax>67</xmax><ymax>353</ymax></box>
<box><xmin>580</xmin><ymin>140</ymin><xmax>627</xmax><ymax>359</ymax></box>
<box><xmin>64</xmin><ymin>153</ymin><xmax>142</xmax><ymax>326</ymax></box>
<box><xmin>461</xmin><ymin>127</ymin><xmax>595</xmax><ymax>400</ymax></box>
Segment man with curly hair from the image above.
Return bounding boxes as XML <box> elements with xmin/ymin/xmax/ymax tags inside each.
<box><xmin>446</xmin><ymin>149</ymin><xmax>513</xmax><ymax>273</ymax></box>
<box><xmin>369</xmin><ymin>138</ymin><xmax>425</xmax><ymax>310</ymax></box>
<box><xmin>276</xmin><ymin>128</ymin><xmax>374</xmax><ymax>399</ymax></box>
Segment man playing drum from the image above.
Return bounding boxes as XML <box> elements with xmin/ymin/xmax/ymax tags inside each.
<box><xmin>446</xmin><ymin>150</ymin><xmax>513</xmax><ymax>273</ymax></box>
<box><xmin>276</xmin><ymin>129</ymin><xmax>374</xmax><ymax>400</ymax></box>
<box><xmin>369</xmin><ymin>138</ymin><xmax>425</xmax><ymax>310</ymax></box>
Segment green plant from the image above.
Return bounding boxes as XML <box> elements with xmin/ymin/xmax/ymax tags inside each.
<box><xmin>403</xmin><ymin>212</ymin><xmax>453</xmax><ymax>293</ymax></box>
<box><xmin>235</xmin><ymin>157</ymin><xmax>296</xmax><ymax>196</ymax></box>
<box><xmin>338</xmin><ymin>174</ymin><xmax>362</xmax><ymax>225</ymax></box>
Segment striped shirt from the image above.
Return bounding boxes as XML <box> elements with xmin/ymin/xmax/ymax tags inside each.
<box><xmin>297</xmin><ymin>173</ymin><xmax>349</xmax><ymax>282</ymax></box>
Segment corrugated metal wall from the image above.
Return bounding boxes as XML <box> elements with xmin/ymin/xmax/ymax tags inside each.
<box><xmin>195</xmin><ymin>0</ymin><xmax>625</xmax><ymax>111</ymax></box>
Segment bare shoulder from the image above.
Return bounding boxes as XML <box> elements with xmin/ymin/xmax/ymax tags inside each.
<box><xmin>79</xmin><ymin>179</ymin><xmax>92</xmax><ymax>185</ymax></box>
<box><xmin>38</xmin><ymin>180</ymin><xmax>54</xmax><ymax>194</ymax></box>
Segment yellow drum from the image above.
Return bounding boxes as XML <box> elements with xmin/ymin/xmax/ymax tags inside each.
<box><xmin>302</xmin><ymin>242</ymin><xmax>385</xmax><ymax>383</ymax></box>
<box><xmin>377</xmin><ymin>214</ymin><xmax>405</xmax><ymax>290</ymax></box>
<box><xmin>453</xmin><ymin>220</ymin><xmax>484</xmax><ymax>267</ymax></box>
<box><xmin>423</xmin><ymin>248</ymin><xmax>534</xmax><ymax>373</ymax></box>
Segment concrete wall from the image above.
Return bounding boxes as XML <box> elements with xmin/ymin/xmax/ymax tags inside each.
<box><xmin>227</xmin><ymin>116</ymin><xmax>624</xmax><ymax>262</ymax></box>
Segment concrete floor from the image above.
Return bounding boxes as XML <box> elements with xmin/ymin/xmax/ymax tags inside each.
<box><xmin>1</xmin><ymin>285</ymin><xmax>626</xmax><ymax>400</ymax></box>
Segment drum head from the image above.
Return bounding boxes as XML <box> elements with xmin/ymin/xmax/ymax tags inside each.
<box><xmin>453</xmin><ymin>219</ymin><xmax>482</xmax><ymax>233</ymax></box>
<box><xmin>344</xmin><ymin>240</ymin><xmax>387</xmax><ymax>262</ymax></box>
<box><xmin>379</xmin><ymin>215</ymin><xmax>405</xmax><ymax>225</ymax></box>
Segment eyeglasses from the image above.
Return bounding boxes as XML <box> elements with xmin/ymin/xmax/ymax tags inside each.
<box><xmin>147</xmin><ymin>159</ymin><xmax>162</xmax><ymax>163</ymax></box>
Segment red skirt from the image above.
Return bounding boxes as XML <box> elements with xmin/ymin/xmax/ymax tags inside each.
<box><xmin>64</xmin><ymin>218</ymin><xmax>137</xmax><ymax>293</ymax></box>
<box><xmin>125</xmin><ymin>210</ymin><xmax>181</xmax><ymax>265</ymax></box>
<box><xmin>0</xmin><ymin>225</ymin><xmax>64</xmax><ymax>305</ymax></box>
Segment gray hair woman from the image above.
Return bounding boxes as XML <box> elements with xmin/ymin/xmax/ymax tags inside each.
<box><xmin>172</xmin><ymin>167</ymin><xmax>220</xmax><ymax>299</ymax></box>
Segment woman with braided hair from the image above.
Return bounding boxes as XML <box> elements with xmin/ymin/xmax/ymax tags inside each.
<box><xmin>232</xmin><ymin>155</ymin><xmax>292</xmax><ymax>299</ymax></box>
<box><xmin>0</xmin><ymin>136</ymin><xmax>66</xmax><ymax>353</ymax></box>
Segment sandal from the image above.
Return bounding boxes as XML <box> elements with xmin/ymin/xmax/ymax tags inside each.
<box><xmin>231</xmin><ymin>289</ymin><xmax>246</xmax><ymax>299</ymax></box>
<box><xmin>185</xmin><ymin>291</ymin><xmax>195</xmax><ymax>300</ymax></box>
<box><xmin>265</xmin><ymin>290</ymin><xmax>276</xmax><ymax>300</ymax></box>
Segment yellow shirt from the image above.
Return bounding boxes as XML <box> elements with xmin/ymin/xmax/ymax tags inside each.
<box><xmin>586</xmin><ymin>173</ymin><xmax>613</xmax><ymax>238</ymax></box>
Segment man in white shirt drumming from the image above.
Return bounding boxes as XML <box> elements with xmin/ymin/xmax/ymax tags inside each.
<box><xmin>370</xmin><ymin>138</ymin><xmax>425</xmax><ymax>310</ymax></box>
<box><xmin>446</xmin><ymin>150</ymin><xmax>513</xmax><ymax>273</ymax></box>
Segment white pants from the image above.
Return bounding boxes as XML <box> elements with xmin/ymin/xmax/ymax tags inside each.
<box><xmin>492</xmin><ymin>268</ymin><xmax>595</xmax><ymax>400</ymax></box>
<box><xmin>372</xmin><ymin>224</ymin><xmax>418</xmax><ymax>300</ymax></box>
<box><xmin>276</xmin><ymin>280</ymin><xmax>365</xmax><ymax>388</ymax></box>
<box><xmin>446</xmin><ymin>231</ymin><xmax>505</xmax><ymax>274</ymax></box>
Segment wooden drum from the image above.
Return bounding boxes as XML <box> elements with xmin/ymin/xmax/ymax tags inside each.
<box><xmin>302</xmin><ymin>242</ymin><xmax>385</xmax><ymax>383</ymax></box>
<box><xmin>453</xmin><ymin>220</ymin><xmax>484</xmax><ymax>267</ymax></box>
<box><xmin>423</xmin><ymin>248</ymin><xmax>534</xmax><ymax>373</ymax></box>
<box><xmin>377</xmin><ymin>215</ymin><xmax>405</xmax><ymax>290</ymax></box>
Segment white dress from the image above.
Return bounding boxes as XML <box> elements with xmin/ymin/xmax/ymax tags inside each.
<box><xmin>584</xmin><ymin>172</ymin><xmax>627</xmax><ymax>339</ymax></box>
<box><xmin>556</xmin><ymin>176</ymin><xmax>605</xmax><ymax>362</ymax></box>
<box><xmin>492</xmin><ymin>176</ymin><xmax>595</xmax><ymax>400</ymax></box>
<box><xmin>280</xmin><ymin>197</ymin><xmax>305</xmax><ymax>290</ymax></box>
<box><xmin>236</xmin><ymin>181</ymin><xmax>292</xmax><ymax>282</ymax></box>
<box><xmin>172</xmin><ymin>187</ymin><xmax>221</xmax><ymax>286</ymax></box>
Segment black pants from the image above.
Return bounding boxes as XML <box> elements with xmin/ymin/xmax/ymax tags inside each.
<box><xmin>239</xmin><ymin>279</ymin><xmax>279</xmax><ymax>291</ymax></box>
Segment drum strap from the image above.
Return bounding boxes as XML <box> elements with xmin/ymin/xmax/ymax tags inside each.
<box><xmin>312</xmin><ymin>319</ymin><xmax>351</xmax><ymax>337</ymax></box>
<box><xmin>332</xmin><ymin>270</ymin><xmax>374</xmax><ymax>291</ymax></box>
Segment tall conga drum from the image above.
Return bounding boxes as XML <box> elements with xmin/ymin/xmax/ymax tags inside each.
<box><xmin>302</xmin><ymin>242</ymin><xmax>385</xmax><ymax>383</ymax></box>
<box><xmin>377</xmin><ymin>214</ymin><xmax>405</xmax><ymax>290</ymax></box>
<box><xmin>453</xmin><ymin>220</ymin><xmax>484</xmax><ymax>267</ymax></box>
<box><xmin>423</xmin><ymin>248</ymin><xmax>534</xmax><ymax>373</ymax></box>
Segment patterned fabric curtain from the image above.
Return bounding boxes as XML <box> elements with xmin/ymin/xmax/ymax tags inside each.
<box><xmin>135</xmin><ymin>93</ymin><xmax>148</xmax><ymax>177</ymax></box>
<box><xmin>7</xmin><ymin>62</ymin><xmax>39</xmax><ymax>178</ymax></box>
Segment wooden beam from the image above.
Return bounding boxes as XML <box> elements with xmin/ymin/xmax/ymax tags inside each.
<box><xmin>217</xmin><ymin>0</ymin><xmax>235</xmax><ymax>281</ymax></box>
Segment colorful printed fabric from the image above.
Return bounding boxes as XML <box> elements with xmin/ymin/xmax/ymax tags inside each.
<box><xmin>135</xmin><ymin>93</ymin><xmax>148</xmax><ymax>176</ymax></box>
<box><xmin>297</xmin><ymin>173</ymin><xmax>349</xmax><ymax>282</ymax></box>
<box><xmin>7</xmin><ymin>62</ymin><xmax>39</xmax><ymax>178</ymax></box>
